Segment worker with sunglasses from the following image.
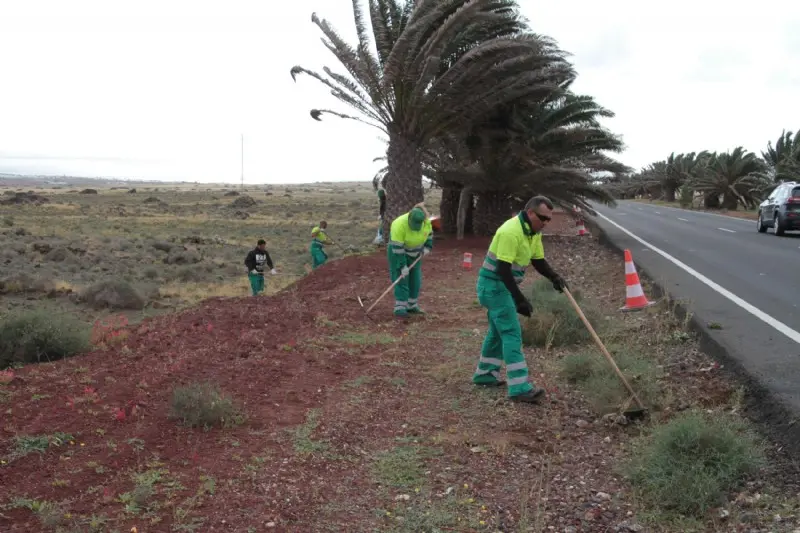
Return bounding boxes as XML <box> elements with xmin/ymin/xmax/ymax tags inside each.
<box><xmin>471</xmin><ymin>195</ymin><xmax>568</xmax><ymax>403</ymax></box>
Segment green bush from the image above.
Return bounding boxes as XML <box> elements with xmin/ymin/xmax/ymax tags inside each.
<box><xmin>169</xmin><ymin>382</ymin><xmax>240</xmax><ymax>429</ymax></box>
<box><xmin>0</xmin><ymin>311</ymin><xmax>91</xmax><ymax>368</ymax></box>
<box><xmin>678</xmin><ymin>185</ymin><xmax>694</xmax><ymax>208</ymax></box>
<box><xmin>521</xmin><ymin>278</ymin><xmax>602</xmax><ymax>347</ymax></box>
<box><xmin>561</xmin><ymin>346</ymin><xmax>662</xmax><ymax>414</ymax></box>
<box><xmin>622</xmin><ymin>410</ymin><xmax>765</xmax><ymax>517</ymax></box>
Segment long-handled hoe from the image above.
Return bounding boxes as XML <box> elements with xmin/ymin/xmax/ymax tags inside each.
<box><xmin>358</xmin><ymin>254</ymin><xmax>424</xmax><ymax>320</ymax></box>
<box><xmin>563</xmin><ymin>288</ymin><xmax>649</xmax><ymax>420</ymax></box>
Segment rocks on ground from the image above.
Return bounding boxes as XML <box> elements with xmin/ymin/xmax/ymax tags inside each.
<box><xmin>0</xmin><ymin>192</ymin><xmax>49</xmax><ymax>205</ymax></box>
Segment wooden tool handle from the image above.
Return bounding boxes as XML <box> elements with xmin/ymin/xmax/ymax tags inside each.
<box><xmin>366</xmin><ymin>254</ymin><xmax>424</xmax><ymax>314</ymax></box>
<box><xmin>563</xmin><ymin>288</ymin><xmax>646</xmax><ymax>410</ymax></box>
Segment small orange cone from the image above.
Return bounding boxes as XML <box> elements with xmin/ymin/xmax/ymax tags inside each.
<box><xmin>462</xmin><ymin>252</ymin><xmax>473</xmax><ymax>269</ymax></box>
<box><xmin>620</xmin><ymin>249</ymin><xmax>655</xmax><ymax>311</ymax></box>
<box><xmin>576</xmin><ymin>218</ymin><xmax>588</xmax><ymax>236</ymax></box>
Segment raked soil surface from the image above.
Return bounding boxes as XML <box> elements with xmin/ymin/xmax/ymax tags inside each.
<box><xmin>2</xmin><ymin>215</ymin><xmax>799</xmax><ymax>532</ymax></box>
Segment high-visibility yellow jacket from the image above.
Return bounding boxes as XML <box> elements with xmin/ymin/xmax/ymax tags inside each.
<box><xmin>479</xmin><ymin>212</ymin><xmax>544</xmax><ymax>285</ymax></box>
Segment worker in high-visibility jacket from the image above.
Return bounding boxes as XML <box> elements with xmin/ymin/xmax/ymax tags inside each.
<box><xmin>310</xmin><ymin>221</ymin><xmax>334</xmax><ymax>269</ymax></box>
<box><xmin>472</xmin><ymin>195</ymin><xmax>568</xmax><ymax>403</ymax></box>
<box><xmin>388</xmin><ymin>204</ymin><xmax>433</xmax><ymax>317</ymax></box>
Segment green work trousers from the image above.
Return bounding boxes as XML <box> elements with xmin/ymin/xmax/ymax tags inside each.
<box><xmin>389</xmin><ymin>253</ymin><xmax>422</xmax><ymax>315</ymax></box>
<box><xmin>248</xmin><ymin>272</ymin><xmax>265</xmax><ymax>296</ymax></box>
<box><xmin>310</xmin><ymin>242</ymin><xmax>328</xmax><ymax>269</ymax></box>
<box><xmin>472</xmin><ymin>276</ymin><xmax>534</xmax><ymax>397</ymax></box>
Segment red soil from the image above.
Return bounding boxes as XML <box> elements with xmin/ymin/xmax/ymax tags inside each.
<box><xmin>1</xmin><ymin>211</ymin><xmax>632</xmax><ymax>532</ymax></box>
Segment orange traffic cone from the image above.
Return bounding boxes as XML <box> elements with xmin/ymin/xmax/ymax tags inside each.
<box><xmin>576</xmin><ymin>218</ymin><xmax>588</xmax><ymax>236</ymax></box>
<box><xmin>462</xmin><ymin>252</ymin><xmax>473</xmax><ymax>269</ymax></box>
<box><xmin>620</xmin><ymin>249</ymin><xmax>655</xmax><ymax>311</ymax></box>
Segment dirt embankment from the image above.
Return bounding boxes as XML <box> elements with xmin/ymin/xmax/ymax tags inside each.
<box><xmin>1</xmin><ymin>217</ymin><xmax>797</xmax><ymax>532</ymax></box>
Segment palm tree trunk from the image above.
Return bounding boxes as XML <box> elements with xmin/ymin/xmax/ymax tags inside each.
<box><xmin>456</xmin><ymin>187</ymin><xmax>473</xmax><ymax>240</ymax></box>
<box><xmin>703</xmin><ymin>192</ymin><xmax>721</xmax><ymax>209</ymax></box>
<box><xmin>383</xmin><ymin>130</ymin><xmax>424</xmax><ymax>237</ymax></box>
<box><xmin>440</xmin><ymin>183</ymin><xmax>461</xmax><ymax>235</ymax></box>
<box><xmin>721</xmin><ymin>192</ymin><xmax>739</xmax><ymax>210</ymax></box>
<box><xmin>473</xmin><ymin>191</ymin><xmax>511</xmax><ymax>236</ymax></box>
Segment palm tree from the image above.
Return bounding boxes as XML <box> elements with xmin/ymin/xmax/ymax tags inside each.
<box><xmin>692</xmin><ymin>147</ymin><xmax>768</xmax><ymax>210</ymax></box>
<box><xmin>430</xmin><ymin>90</ymin><xmax>627</xmax><ymax>235</ymax></box>
<box><xmin>290</xmin><ymin>0</ymin><xmax>574</xmax><ymax>233</ymax></box>
<box><xmin>762</xmin><ymin>129</ymin><xmax>800</xmax><ymax>183</ymax></box>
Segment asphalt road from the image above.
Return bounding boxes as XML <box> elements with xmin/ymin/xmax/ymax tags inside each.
<box><xmin>590</xmin><ymin>200</ymin><xmax>800</xmax><ymax>415</ymax></box>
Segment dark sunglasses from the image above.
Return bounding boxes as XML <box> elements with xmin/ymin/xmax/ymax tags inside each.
<box><xmin>534</xmin><ymin>212</ymin><xmax>551</xmax><ymax>223</ymax></box>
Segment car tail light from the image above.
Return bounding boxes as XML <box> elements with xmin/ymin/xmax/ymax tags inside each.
<box><xmin>788</xmin><ymin>197</ymin><xmax>800</xmax><ymax>203</ymax></box>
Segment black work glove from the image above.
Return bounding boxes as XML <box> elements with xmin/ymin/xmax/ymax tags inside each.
<box><xmin>551</xmin><ymin>274</ymin><xmax>568</xmax><ymax>293</ymax></box>
<box><xmin>515</xmin><ymin>299</ymin><xmax>533</xmax><ymax>317</ymax></box>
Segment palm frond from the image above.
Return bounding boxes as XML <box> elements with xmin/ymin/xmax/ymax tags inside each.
<box><xmin>309</xmin><ymin>109</ymin><xmax>385</xmax><ymax>132</ymax></box>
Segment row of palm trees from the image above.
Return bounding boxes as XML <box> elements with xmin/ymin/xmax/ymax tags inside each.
<box><xmin>290</xmin><ymin>0</ymin><xmax>627</xmax><ymax>236</ymax></box>
<box><xmin>606</xmin><ymin>130</ymin><xmax>800</xmax><ymax>210</ymax></box>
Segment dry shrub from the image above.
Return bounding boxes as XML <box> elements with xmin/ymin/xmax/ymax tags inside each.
<box><xmin>173</xmin><ymin>266</ymin><xmax>207</xmax><ymax>282</ymax></box>
<box><xmin>231</xmin><ymin>195</ymin><xmax>257</xmax><ymax>208</ymax></box>
<box><xmin>0</xmin><ymin>273</ymin><xmax>54</xmax><ymax>294</ymax></box>
<box><xmin>0</xmin><ymin>310</ymin><xmax>90</xmax><ymax>368</ymax></box>
<box><xmin>169</xmin><ymin>382</ymin><xmax>241</xmax><ymax>428</ymax></box>
<box><xmin>521</xmin><ymin>279</ymin><xmax>602</xmax><ymax>347</ymax></box>
<box><xmin>44</xmin><ymin>247</ymin><xmax>77</xmax><ymax>263</ymax></box>
<box><xmin>81</xmin><ymin>280</ymin><xmax>146</xmax><ymax>310</ymax></box>
<box><xmin>151</xmin><ymin>241</ymin><xmax>174</xmax><ymax>253</ymax></box>
<box><xmin>163</xmin><ymin>250</ymin><xmax>201</xmax><ymax>265</ymax></box>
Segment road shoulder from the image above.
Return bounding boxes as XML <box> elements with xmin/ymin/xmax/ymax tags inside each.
<box><xmin>585</xmin><ymin>214</ymin><xmax>800</xmax><ymax>457</ymax></box>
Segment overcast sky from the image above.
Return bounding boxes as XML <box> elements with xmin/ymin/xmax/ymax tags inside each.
<box><xmin>0</xmin><ymin>0</ymin><xmax>797</xmax><ymax>184</ymax></box>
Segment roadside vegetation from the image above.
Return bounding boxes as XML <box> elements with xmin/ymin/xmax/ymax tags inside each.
<box><xmin>603</xmin><ymin>131</ymin><xmax>800</xmax><ymax>214</ymax></box>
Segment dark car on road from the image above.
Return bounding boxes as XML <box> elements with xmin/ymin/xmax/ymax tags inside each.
<box><xmin>757</xmin><ymin>181</ymin><xmax>800</xmax><ymax>236</ymax></box>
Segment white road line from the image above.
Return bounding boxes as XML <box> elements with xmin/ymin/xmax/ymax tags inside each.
<box><xmin>678</xmin><ymin>217</ymin><xmax>689</xmax><ymax>222</ymax></box>
<box><xmin>718</xmin><ymin>228</ymin><xmax>736</xmax><ymax>233</ymax></box>
<box><xmin>655</xmin><ymin>211</ymin><xmax>661</xmax><ymax>214</ymax></box>
<box><xmin>625</xmin><ymin>202</ymin><xmax>754</xmax><ymax>224</ymax></box>
<box><xmin>596</xmin><ymin>212</ymin><xmax>800</xmax><ymax>345</ymax></box>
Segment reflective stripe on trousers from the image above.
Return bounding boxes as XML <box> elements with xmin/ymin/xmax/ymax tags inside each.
<box><xmin>471</xmin><ymin>276</ymin><xmax>535</xmax><ymax>396</ymax></box>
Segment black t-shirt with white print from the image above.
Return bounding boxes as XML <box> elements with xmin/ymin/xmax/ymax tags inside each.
<box><xmin>244</xmin><ymin>247</ymin><xmax>274</xmax><ymax>274</ymax></box>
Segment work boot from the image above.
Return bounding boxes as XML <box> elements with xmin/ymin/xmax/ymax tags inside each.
<box><xmin>407</xmin><ymin>307</ymin><xmax>426</xmax><ymax>315</ymax></box>
<box><xmin>394</xmin><ymin>310</ymin><xmax>409</xmax><ymax>320</ymax></box>
<box><xmin>509</xmin><ymin>387</ymin><xmax>545</xmax><ymax>404</ymax></box>
<box><xmin>475</xmin><ymin>380</ymin><xmax>506</xmax><ymax>388</ymax></box>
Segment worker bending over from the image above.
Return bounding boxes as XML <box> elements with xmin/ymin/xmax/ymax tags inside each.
<box><xmin>388</xmin><ymin>204</ymin><xmax>433</xmax><ymax>318</ymax></box>
<box><xmin>472</xmin><ymin>196</ymin><xmax>568</xmax><ymax>403</ymax></box>
<box><xmin>310</xmin><ymin>221</ymin><xmax>334</xmax><ymax>269</ymax></box>
<box><xmin>244</xmin><ymin>239</ymin><xmax>276</xmax><ymax>296</ymax></box>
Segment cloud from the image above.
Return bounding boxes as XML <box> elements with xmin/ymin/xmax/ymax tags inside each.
<box><xmin>0</xmin><ymin>0</ymin><xmax>798</xmax><ymax>183</ymax></box>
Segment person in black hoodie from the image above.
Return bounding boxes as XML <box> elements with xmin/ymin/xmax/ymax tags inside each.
<box><xmin>244</xmin><ymin>239</ymin><xmax>276</xmax><ymax>296</ymax></box>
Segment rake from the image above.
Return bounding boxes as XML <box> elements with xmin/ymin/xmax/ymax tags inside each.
<box><xmin>563</xmin><ymin>288</ymin><xmax>648</xmax><ymax>420</ymax></box>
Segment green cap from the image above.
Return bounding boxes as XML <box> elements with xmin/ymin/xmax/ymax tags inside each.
<box><xmin>408</xmin><ymin>207</ymin><xmax>426</xmax><ymax>231</ymax></box>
